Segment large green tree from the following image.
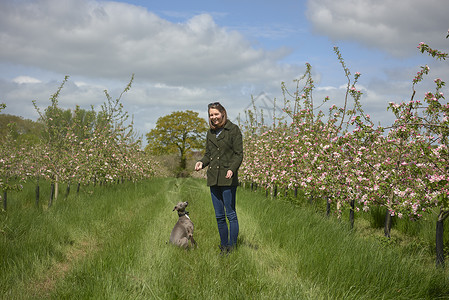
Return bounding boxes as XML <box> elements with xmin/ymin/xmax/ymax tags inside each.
<box><xmin>0</xmin><ymin>114</ymin><xmax>43</xmax><ymax>144</ymax></box>
<box><xmin>146</xmin><ymin>110</ymin><xmax>208</xmax><ymax>171</ymax></box>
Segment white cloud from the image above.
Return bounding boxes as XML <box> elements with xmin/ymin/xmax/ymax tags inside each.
<box><xmin>306</xmin><ymin>0</ymin><xmax>449</xmax><ymax>57</ymax></box>
<box><xmin>0</xmin><ymin>0</ymin><xmax>300</xmax><ymax>86</ymax></box>
<box><xmin>0</xmin><ymin>0</ymin><xmax>307</xmax><ymax>139</ymax></box>
<box><xmin>12</xmin><ymin>76</ymin><xmax>42</xmax><ymax>84</ymax></box>
<box><xmin>317</xmin><ymin>86</ymin><xmax>337</xmax><ymax>92</ymax></box>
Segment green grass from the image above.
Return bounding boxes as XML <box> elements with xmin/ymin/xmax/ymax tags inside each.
<box><xmin>1</xmin><ymin>178</ymin><xmax>449</xmax><ymax>299</ymax></box>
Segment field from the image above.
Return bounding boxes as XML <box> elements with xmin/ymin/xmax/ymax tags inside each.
<box><xmin>1</xmin><ymin>178</ymin><xmax>449</xmax><ymax>299</ymax></box>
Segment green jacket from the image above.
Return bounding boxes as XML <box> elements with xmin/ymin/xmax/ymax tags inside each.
<box><xmin>199</xmin><ymin>120</ymin><xmax>243</xmax><ymax>186</ymax></box>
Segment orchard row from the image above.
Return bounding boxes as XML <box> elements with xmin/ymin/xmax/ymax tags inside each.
<box><xmin>0</xmin><ymin>76</ymin><xmax>156</xmax><ymax>201</ymax></box>
<box><xmin>240</xmin><ymin>41</ymin><xmax>449</xmax><ymax>253</ymax></box>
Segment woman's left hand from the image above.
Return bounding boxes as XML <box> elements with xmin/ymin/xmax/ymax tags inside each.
<box><xmin>195</xmin><ymin>161</ymin><xmax>203</xmax><ymax>171</ymax></box>
<box><xmin>225</xmin><ymin>170</ymin><xmax>233</xmax><ymax>179</ymax></box>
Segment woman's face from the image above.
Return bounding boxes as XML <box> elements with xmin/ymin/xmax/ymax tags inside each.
<box><xmin>209</xmin><ymin>108</ymin><xmax>223</xmax><ymax>127</ymax></box>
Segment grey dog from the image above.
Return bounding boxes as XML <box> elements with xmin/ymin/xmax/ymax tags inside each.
<box><xmin>169</xmin><ymin>201</ymin><xmax>196</xmax><ymax>249</ymax></box>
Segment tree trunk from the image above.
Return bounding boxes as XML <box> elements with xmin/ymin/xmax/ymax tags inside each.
<box><xmin>35</xmin><ymin>176</ymin><xmax>40</xmax><ymax>208</ymax></box>
<box><xmin>384</xmin><ymin>209</ymin><xmax>393</xmax><ymax>238</ymax></box>
<box><xmin>326</xmin><ymin>198</ymin><xmax>331</xmax><ymax>217</ymax></box>
<box><xmin>349</xmin><ymin>199</ymin><xmax>355</xmax><ymax>229</ymax></box>
<box><xmin>49</xmin><ymin>182</ymin><xmax>55</xmax><ymax>208</ymax></box>
<box><xmin>54</xmin><ymin>175</ymin><xmax>59</xmax><ymax>201</ymax></box>
<box><xmin>435</xmin><ymin>208</ymin><xmax>448</xmax><ymax>268</ymax></box>
<box><xmin>180</xmin><ymin>152</ymin><xmax>187</xmax><ymax>170</ymax></box>
<box><xmin>436</xmin><ymin>218</ymin><xmax>444</xmax><ymax>268</ymax></box>
<box><xmin>77</xmin><ymin>182</ymin><xmax>80</xmax><ymax>194</ymax></box>
<box><xmin>65</xmin><ymin>182</ymin><xmax>70</xmax><ymax>198</ymax></box>
<box><xmin>2</xmin><ymin>190</ymin><xmax>6</xmax><ymax>211</ymax></box>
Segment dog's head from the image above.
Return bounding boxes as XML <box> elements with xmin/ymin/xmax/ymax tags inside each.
<box><xmin>173</xmin><ymin>201</ymin><xmax>188</xmax><ymax>212</ymax></box>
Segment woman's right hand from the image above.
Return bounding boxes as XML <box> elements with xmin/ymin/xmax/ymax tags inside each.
<box><xmin>195</xmin><ymin>161</ymin><xmax>203</xmax><ymax>171</ymax></box>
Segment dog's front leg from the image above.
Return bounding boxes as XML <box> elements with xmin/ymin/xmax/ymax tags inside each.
<box><xmin>189</xmin><ymin>234</ymin><xmax>197</xmax><ymax>248</ymax></box>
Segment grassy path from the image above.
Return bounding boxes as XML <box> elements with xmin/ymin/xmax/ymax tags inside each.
<box><xmin>1</xmin><ymin>178</ymin><xmax>449</xmax><ymax>299</ymax></box>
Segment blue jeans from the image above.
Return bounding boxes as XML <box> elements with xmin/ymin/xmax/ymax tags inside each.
<box><xmin>210</xmin><ymin>185</ymin><xmax>239</xmax><ymax>247</ymax></box>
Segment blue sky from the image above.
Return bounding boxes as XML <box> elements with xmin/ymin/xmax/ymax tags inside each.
<box><xmin>0</xmin><ymin>0</ymin><xmax>448</xmax><ymax>141</ymax></box>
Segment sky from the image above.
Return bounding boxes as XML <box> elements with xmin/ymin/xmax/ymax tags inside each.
<box><xmin>0</xmin><ymin>0</ymin><xmax>448</xmax><ymax>143</ymax></box>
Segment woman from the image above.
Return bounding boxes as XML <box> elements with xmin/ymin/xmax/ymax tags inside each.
<box><xmin>195</xmin><ymin>102</ymin><xmax>243</xmax><ymax>254</ymax></box>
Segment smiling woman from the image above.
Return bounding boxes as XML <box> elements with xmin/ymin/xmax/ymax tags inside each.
<box><xmin>208</xmin><ymin>102</ymin><xmax>226</xmax><ymax>129</ymax></box>
<box><xmin>195</xmin><ymin>102</ymin><xmax>243</xmax><ymax>255</ymax></box>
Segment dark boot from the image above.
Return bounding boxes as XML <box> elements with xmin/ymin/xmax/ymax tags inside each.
<box><xmin>227</xmin><ymin>245</ymin><xmax>236</xmax><ymax>254</ymax></box>
<box><xmin>219</xmin><ymin>245</ymin><xmax>236</xmax><ymax>256</ymax></box>
<box><xmin>219</xmin><ymin>245</ymin><xmax>228</xmax><ymax>256</ymax></box>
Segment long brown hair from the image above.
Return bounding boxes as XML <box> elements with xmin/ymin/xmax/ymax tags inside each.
<box><xmin>208</xmin><ymin>102</ymin><xmax>228</xmax><ymax>130</ymax></box>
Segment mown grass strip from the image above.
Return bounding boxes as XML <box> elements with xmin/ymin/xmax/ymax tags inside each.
<box><xmin>2</xmin><ymin>178</ymin><xmax>449</xmax><ymax>299</ymax></box>
<box><xmin>237</xmin><ymin>187</ymin><xmax>449</xmax><ymax>299</ymax></box>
